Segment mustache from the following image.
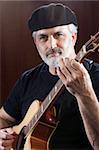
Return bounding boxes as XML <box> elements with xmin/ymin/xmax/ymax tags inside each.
<box><xmin>46</xmin><ymin>47</ymin><xmax>62</xmax><ymax>57</ymax></box>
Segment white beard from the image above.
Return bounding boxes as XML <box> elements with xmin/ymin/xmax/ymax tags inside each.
<box><xmin>44</xmin><ymin>55</ymin><xmax>64</xmax><ymax>67</ymax></box>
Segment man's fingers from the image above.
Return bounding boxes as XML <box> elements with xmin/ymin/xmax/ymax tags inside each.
<box><xmin>5</xmin><ymin>128</ymin><xmax>14</xmax><ymax>134</ymax></box>
<box><xmin>0</xmin><ymin>130</ymin><xmax>7</xmax><ymax>139</ymax></box>
<box><xmin>0</xmin><ymin>129</ymin><xmax>14</xmax><ymax>139</ymax></box>
<box><xmin>0</xmin><ymin>139</ymin><xmax>14</xmax><ymax>147</ymax></box>
<box><xmin>0</xmin><ymin>128</ymin><xmax>16</xmax><ymax>150</ymax></box>
<box><xmin>0</xmin><ymin>145</ymin><xmax>4</xmax><ymax>150</ymax></box>
<box><xmin>0</xmin><ymin>144</ymin><xmax>13</xmax><ymax>150</ymax></box>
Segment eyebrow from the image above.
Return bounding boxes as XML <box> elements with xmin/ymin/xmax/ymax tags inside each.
<box><xmin>38</xmin><ymin>31</ymin><xmax>64</xmax><ymax>36</ymax></box>
<box><xmin>39</xmin><ymin>33</ymin><xmax>47</xmax><ymax>36</ymax></box>
<box><xmin>38</xmin><ymin>33</ymin><xmax>48</xmax><ymax>37</ymax></box>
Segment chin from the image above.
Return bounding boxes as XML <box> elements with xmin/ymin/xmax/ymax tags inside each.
<box><xmin>46</xmin><ymin>60</ymin><xmax>59</xmax><ymax>68</ymax></box>
<box><xmin>43</xmin><ymin>56</ymin><xmax>62</xmax><ymax>67</ymax></box>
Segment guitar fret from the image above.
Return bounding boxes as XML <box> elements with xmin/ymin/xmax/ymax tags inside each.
<box><xmin>34</xmin><ymin>114</ymin><xmax>37</xmax><ymax>120</ymax></box>
<box><xmin>28</xmin><ymin>121</ymin><xmax>31</xmax><ymax>130</ymax></box>
<box><xmin>31</xmin><ymin>118</ymin><xmax>34</xmax><ymax>128</ymax></box>
<box><xmin>48</xmin><ymin>94</ymin><xmax>51</xmax><ymax>101</ymax></box>
<box><xmin>55</xmin><ymin>85</ymin><xmax>58</xmax><ymax>92</ymax></box>
<box><xmin>30</xmin><ymin>117</ymin><xmax>34</xmax><ymax>128</ymax></box>
<box><xmin>41</xmin><ymin>105</ymin><xmax>44</xmax><ymax>113</ymax></box>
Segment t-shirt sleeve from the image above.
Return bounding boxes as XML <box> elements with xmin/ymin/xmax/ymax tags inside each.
<box><xmin>90</xmin><ymin>62</ymin><xmax>99</xmax><ymax>101</ymax></box>
<box><xmin>3</xmin><ymin>77</ymin><xmax>23</xmax><ymax>122</ymax></box>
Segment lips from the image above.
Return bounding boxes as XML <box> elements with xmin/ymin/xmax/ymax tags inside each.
<box><xmin>47</xmin><ymin>52</ymin><xmax>60</xmax><ymax>58</ymax></box>
<box><xmin>46</xmin><ymin>48</ymin><xmax>62</xmax><ymax>58</ymax></box>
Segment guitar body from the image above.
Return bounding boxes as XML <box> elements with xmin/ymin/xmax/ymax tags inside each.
<box><xmin>31</xmin><ymin>121</ymin><xmax>56</xmax><ymax>150</ymax></box>
<box><xmin>13</xmin><ymin>100</ymin><xmax>56</xmax><ymax>150</ymax></box>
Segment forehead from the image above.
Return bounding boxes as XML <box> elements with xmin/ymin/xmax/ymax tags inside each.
<box><xmin>34</xmin><ymin>25</ymin><xmax>70</xmax><ymax>36</ymax></box>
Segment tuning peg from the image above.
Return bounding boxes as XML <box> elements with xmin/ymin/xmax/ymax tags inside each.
<box><xmin>90</xmin><ymin>35</ymin><xmax>95</xmax><ymax>40</ymax></box>
<box><xmin>92</xmin><ymin>42</ymin><xmax>97</xmax><ymax>47</ymax></box>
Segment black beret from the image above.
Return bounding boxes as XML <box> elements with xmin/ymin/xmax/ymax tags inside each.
<box><xmin>28</xmin><ymin>3</ymin><xmax>78</xmax><ymax>32</ymax></box>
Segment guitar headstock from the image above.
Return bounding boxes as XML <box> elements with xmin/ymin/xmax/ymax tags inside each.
<box><xmin>76</xmin><ymin>31</ymin><xmax>99</xmax><ymax>63</ymax></box>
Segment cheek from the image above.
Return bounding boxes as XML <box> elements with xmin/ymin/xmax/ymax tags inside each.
<box><xmin>57</xmin><ymin>40</ymin><xmax>65</xmax><ymax>49</ymax></box>
<box><xmin>36</xmin><ymin>40</ymin><xmax>47</xmax><ymax>51</ymax></box>
<box><xmin>58</xmin><ymin>40</ymin><xmax>68</xmax><ymax>52</ymax></box>
<box><xmin>37</xmin><ymin>46</ymin><xmax>46</xmax><ymax>58</ymax></box>
<box><xmin>35</xmin><ymin>41</ymin><xmax>40</xmax><ymax>50</ymax></box>
<box><xmin>59</xmin><ymin>37</ymin><xmax>70</xmax><ymax>47</ymax></box>
<box><xmin>36</xmin><ymin>42</ymin><xmax>43</xmax><ymax>53</ymax></box>
<box><xmin>62</xmin><ymin>39</ymin><xmax>74</xmax><ymax>56</ymax></box>
<box><xmin>64</xmin><ymin>38</ymin><xmax>73</xmax><ymax>49</ymax></box>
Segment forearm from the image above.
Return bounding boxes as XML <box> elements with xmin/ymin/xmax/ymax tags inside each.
<box><xmin>81</xmin><ymin>116</ymin><xmax>99</xmax><ymax>150</ymax></box>
<box><xmin>76</xmin><ymin>90</ymin><xmax>99</xmax><ymax>149</ymax></box>
<box><xmin>0</xmin><ymin>107</ymin><xmax>16</xmax><ymax>129</ymax></box>
<box><xmin>0</xmin><ymin>116</ymin><xmax>14</xmax><ymax>129</ymax></box>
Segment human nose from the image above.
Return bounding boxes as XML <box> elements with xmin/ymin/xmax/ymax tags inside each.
<box><xmin>48</xmin><ymin>35</ymin><xmax>57</xmax><ymax>49</ymax></box>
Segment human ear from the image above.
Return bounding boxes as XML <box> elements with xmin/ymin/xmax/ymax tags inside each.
<box><xmin>72</xmin><ymin>32</ymin><xmax>77</xmax><ymax>46</ymax></box>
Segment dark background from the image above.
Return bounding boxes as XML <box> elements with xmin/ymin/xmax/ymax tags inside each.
<box><xmin>0</xmin><ymin>1</ymin><xmax>99</xmax><ymax>106</ymax></box>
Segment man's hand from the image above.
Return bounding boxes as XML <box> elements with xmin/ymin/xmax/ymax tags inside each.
<box><xmin>0</xmin><ymin>128</ymin><xmax>16</xmax><ymax>150</ymax></box>
<box><xmin>56</xmin><ymin>58</ymin><xmax>93</xmax><ymax>97</ymax></box>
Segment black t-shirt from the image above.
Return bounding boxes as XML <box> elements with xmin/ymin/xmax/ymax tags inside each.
<box><xmin>3</xmin><ymin>60</ymin><xmax>99</xmax><ymax>149</ymax></box>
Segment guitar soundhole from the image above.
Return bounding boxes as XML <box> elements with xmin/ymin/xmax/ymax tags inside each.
<box><xmin>46</xmin><ymin>108</ymin><xmax>57</xmax><ymax>125</ymax></box>
<box><xmin>41</xmin><ymin>106</ymin><xmax>57</xmax><ymax>126</ymax></box>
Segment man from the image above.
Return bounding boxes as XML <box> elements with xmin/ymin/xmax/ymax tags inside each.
<box><xmin>0</xmin><ymin>3</ymin><xmax>99</xmax><ymax>150</ymax></box>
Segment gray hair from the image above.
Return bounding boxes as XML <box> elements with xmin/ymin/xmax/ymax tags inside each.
<box><xmin>67</xmin><ymin>24</ymin><xmax>78</xmax><ymax>33</ymax></box>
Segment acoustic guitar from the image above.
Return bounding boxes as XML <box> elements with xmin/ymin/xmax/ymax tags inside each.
<box><xmin>12</xmin><ymin>31</ymin><xmax>99</xmax><ymax>150</ymax></box>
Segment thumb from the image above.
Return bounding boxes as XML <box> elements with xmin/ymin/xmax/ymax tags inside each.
<box><xmin>6</xmin><ymin>128</ymin><xmax>14</xmax><ymax>134</ymax></box>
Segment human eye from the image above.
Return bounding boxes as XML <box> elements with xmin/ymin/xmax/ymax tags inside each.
<box><xmin>55</xmin><ymin>32</ymin><xmax>64</xmax><ymax>39</ymax></box>
<box><xmin>39</xmin><ymin>34</ymin><xmax>48</xmax><ymax>42</ymax></box>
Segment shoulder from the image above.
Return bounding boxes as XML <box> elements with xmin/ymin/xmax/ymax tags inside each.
<box><xmin>84</xmin><ymin>59</ymin><xmax>99</xmax><ymax>100</ymax></box>
<box><xmin>7</xmin><ymin>62</ymin><xmax>48</xmax><ymax>96</ymax></box>
<box><xmin>84</xmin><ymin>58</ymin><xmax>99</xmax><ymax>86</ymax></box>
<box><xmin>84</xmin><ymin>59</ymin><xmax>99</xmax><ymax>73</ymax></box>
<box><xmin>90</xmin><ymin>62</ymin><xmax>99</xmax><ymax>72</ymax></box>
<box><xmin>20</xmin><ymin>62</ymin><xmax>48</xmax><ymax>81</ymax></box>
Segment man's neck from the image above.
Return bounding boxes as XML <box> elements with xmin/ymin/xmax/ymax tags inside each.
<box><xmin>49</xmin><ymin>67</ymin><xmax>57</xmax><ymax>76</ymax></box>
